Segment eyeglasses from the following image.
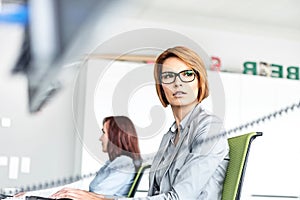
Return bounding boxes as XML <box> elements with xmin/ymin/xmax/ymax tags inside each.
<box><xmin>160</xmin><ymin>69</ymin><xmax>196</xmax><ymax>84</ymax></box>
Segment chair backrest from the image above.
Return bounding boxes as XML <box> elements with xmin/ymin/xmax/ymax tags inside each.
<box><xmin>221</xmin><ymin>132</ymin><xmax>262</xmax><ymax>200</ymax></box>
<box><xmin>127</xmin><ymin>165</ymin><xmax>151</xmax><ymax>197</ymax></box>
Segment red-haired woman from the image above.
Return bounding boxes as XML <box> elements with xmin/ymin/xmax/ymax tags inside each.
<box><xmin>88</xmin><ymin>116</ymin><xmax>142</xmax><ymax>196</ymax></box>
<box><xmin>16</xmin><ymin>116</ymin><xmax>142</xmax><ymax>199</ymax></box>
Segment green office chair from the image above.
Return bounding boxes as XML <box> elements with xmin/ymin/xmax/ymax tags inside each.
<box><xmin>222</xmin><ymin>132</ymin><xmax>263</xmax><ymax>200</ymax></box>
<box><xmin>127</xmin><ymin>165</ymin><xmax>151</xmax><ymax>198</ymax></box>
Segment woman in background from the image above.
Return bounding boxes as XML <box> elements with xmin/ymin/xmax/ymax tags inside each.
<box><xmin>88</xmin><ymin>116</ymin><xmax>142</xmax><ymax>196</ymax></box>
<box><xmin>16</xmin><ymin>116</ymin><xmax>142</xmax><ymax>199</ymax></box>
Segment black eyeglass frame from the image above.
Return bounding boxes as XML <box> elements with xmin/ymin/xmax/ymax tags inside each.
<box><xmin>160</xmin><ymin>69</ymin><xmax>197</xmax><ymax>84</ymax></box>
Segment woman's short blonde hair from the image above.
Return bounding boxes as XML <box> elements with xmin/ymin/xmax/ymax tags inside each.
<box><xmin>154</xmin><ymin>46</ymin><xmax>209</xmax><ymax>107</ymax></box>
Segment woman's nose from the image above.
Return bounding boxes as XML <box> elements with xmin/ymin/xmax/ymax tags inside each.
<box><xmin>174</xmin><ymin>76</ymin><xmax>183</xmax><ymax>86</ymax></box>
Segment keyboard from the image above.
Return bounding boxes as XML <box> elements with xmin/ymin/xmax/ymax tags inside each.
<box><xmin>0</xmin><ymin>195</ymin><xmax>72</xmax><ymax>200</ymax></box>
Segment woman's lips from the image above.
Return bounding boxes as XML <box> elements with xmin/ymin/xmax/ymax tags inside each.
<box><xmin>173</xmin><ymin>91</ymin><xmax>186</xmax><ymax>97</ymax></box>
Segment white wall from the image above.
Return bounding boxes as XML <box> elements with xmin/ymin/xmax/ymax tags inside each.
<box><xmin>80</xmin><ymin>60</ymin><xmax>174</xmax><ymax>175</ymax></box>
<box><xmin>220</xmin><ymin>73</ymin><xmax>300</xmax><ymax>199</ymax></box>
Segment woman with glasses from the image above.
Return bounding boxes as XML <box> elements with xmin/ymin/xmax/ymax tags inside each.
<box><xmin>51</xmin><ymin>46</ymin><xmax>229</xmax><ymax>200</ymax></box>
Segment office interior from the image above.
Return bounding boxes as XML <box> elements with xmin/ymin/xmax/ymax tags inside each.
<box><xmin>0</xmin><ymin>0</ymin><xmax>300</xmax><ymax>199</ymax></box>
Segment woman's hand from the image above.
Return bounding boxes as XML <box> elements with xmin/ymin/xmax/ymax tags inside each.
<box><xmin>14</xmin><ymin>192</ymin><xmax>26</xmax><ymax>197</ymax></box>
<box><xmin>50</xmin><ymin>188</ymin><xmax>111</xmax><ymax>200</ymax></box>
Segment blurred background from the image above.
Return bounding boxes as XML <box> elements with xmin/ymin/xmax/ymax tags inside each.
<box><xmin>0</xmin><ymin>0</ymin><xmax>300</xmax><ymax>199</ymax></box>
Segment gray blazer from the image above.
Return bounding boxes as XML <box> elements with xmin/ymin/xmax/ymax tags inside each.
<box><xmin>120</xmin><ymin>104</ymin><xmax>229</xmax><ymax>200</ymax></box>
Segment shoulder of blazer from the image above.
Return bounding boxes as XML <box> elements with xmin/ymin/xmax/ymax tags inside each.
<box><xmin>187</xmin><ymin>107</ymin><xmax>223</xmax><ymax>148</ymax></box>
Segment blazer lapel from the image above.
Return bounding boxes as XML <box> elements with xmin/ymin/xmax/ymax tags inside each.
<box><xmin>149</xmin><ymin>104</ymin><xmax>202</xmax><ymax>193</ymax></box>
<box><xmin>149</xmin><ymin>132</ymin><xmax>173</xmax><ymax>193</ymax></box>
<box><xmin>161</xmin><ymin>125</ymin><xmax>190</xmax><ymax>179</ymax></box>
<box><xmin>161</xmin><ymin>104</ymin><xmax>201</xmax><ymax>180</ymax></box>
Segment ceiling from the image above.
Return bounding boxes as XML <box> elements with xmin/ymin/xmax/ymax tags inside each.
<box><xmin>124</xmin><ymin>0</ymin><xmax>300</xmax><ymax>40</ymax></box>
<box><xmin>3</xmin><ymin>0</ymin><xmax>300</xmax><ymax>32</ymax></box>
<box><xmin>140</xmin><ymin>0</ymin><xmax>300</xmax><ymax>29</ymax></box>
